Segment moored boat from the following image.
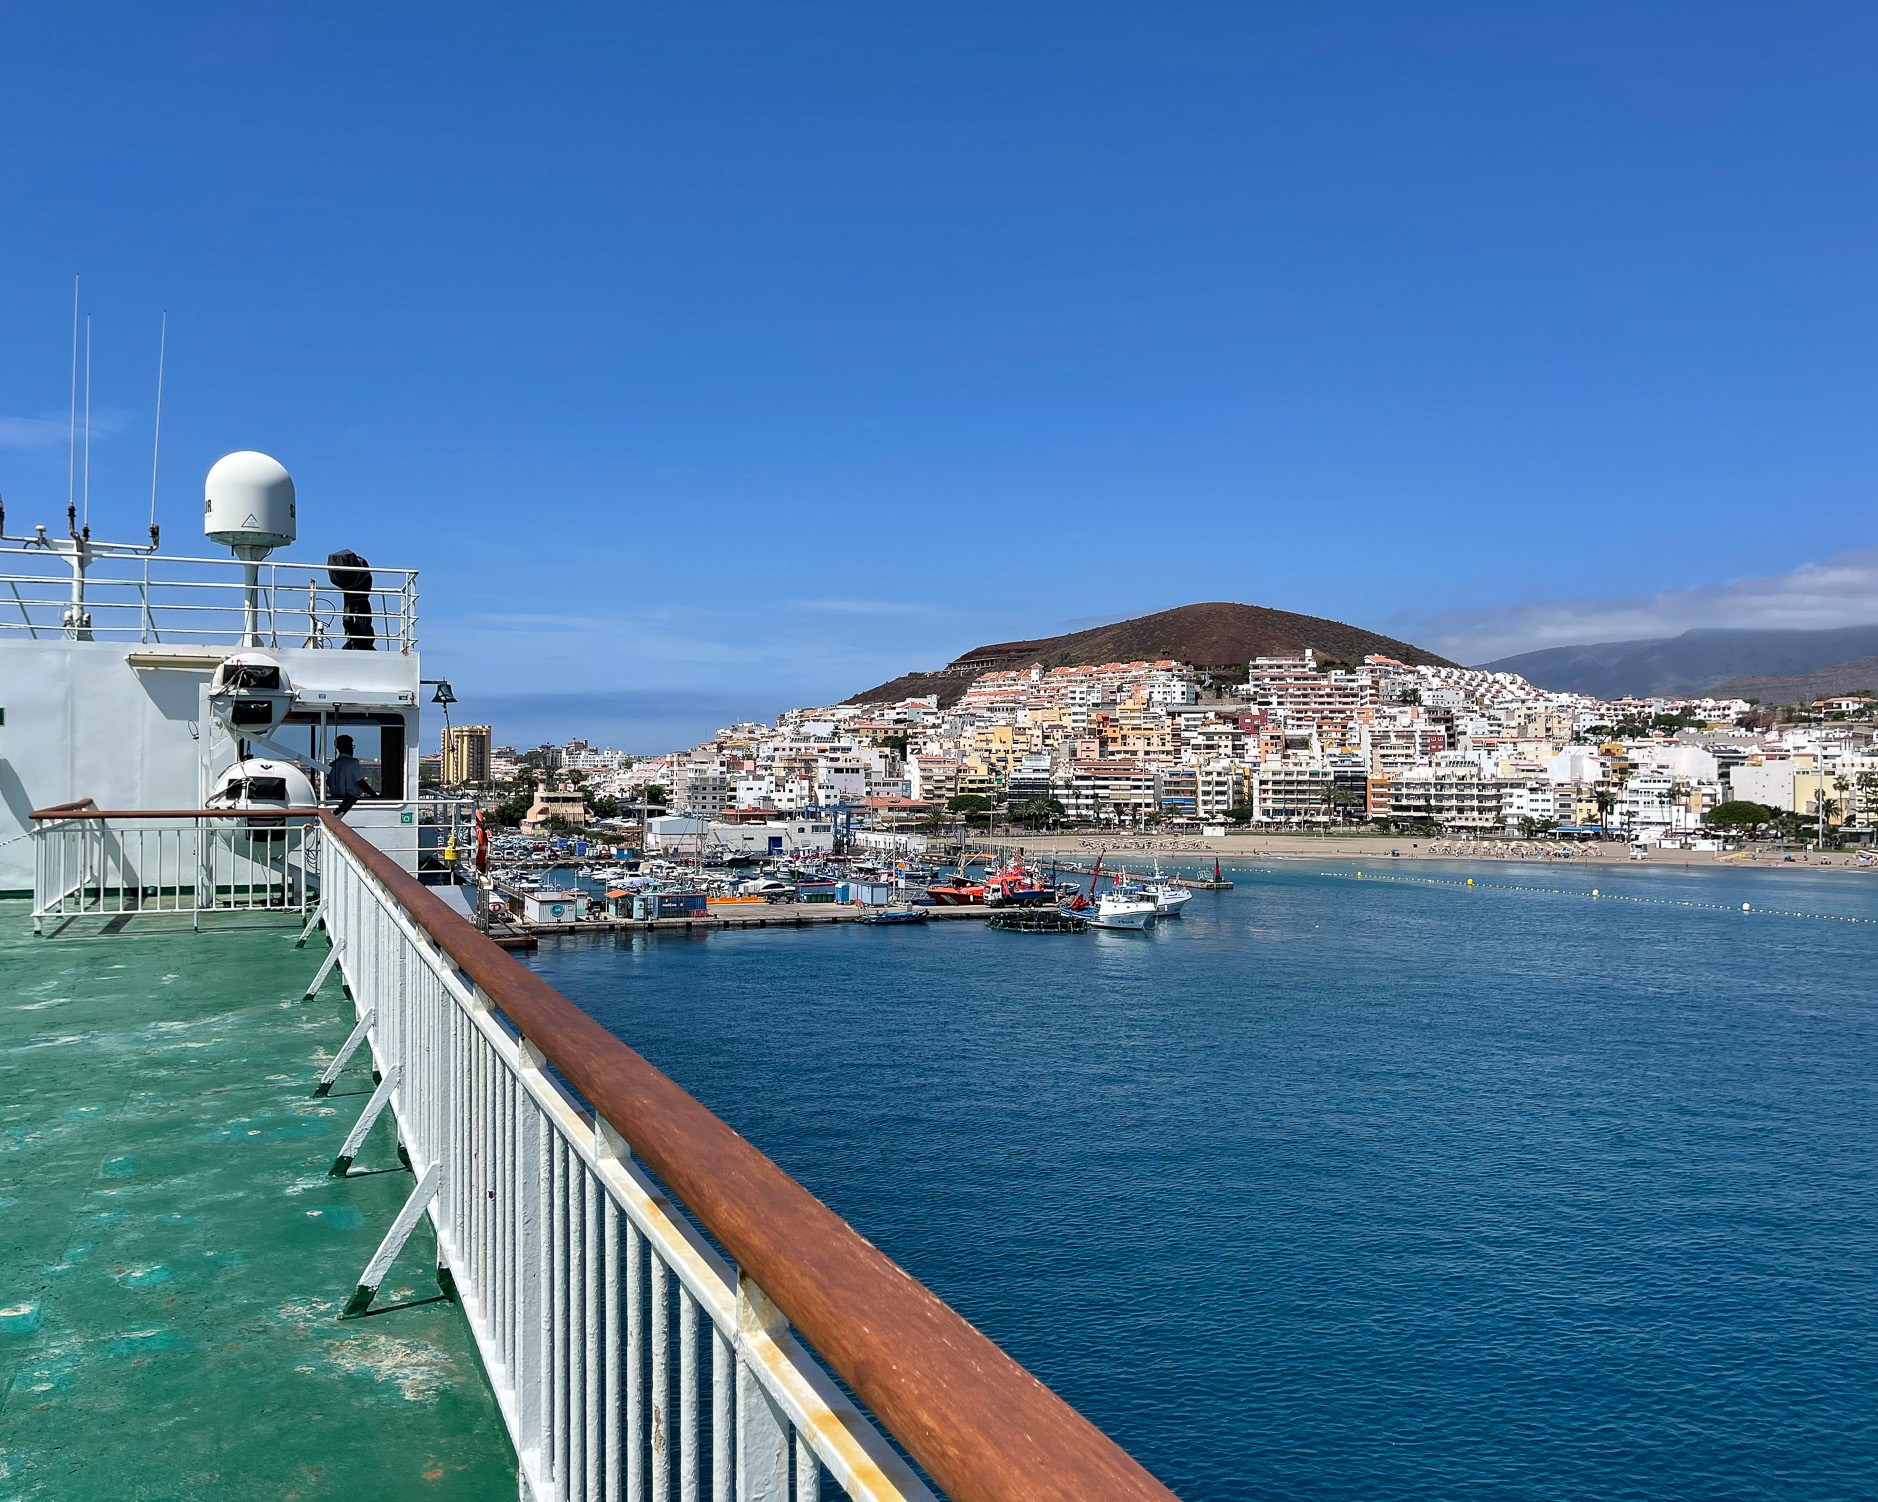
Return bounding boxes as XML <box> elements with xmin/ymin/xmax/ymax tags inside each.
<box><xmin>1142</xmin><ymin>861</ymin><xmax>1193</xmax><ymax>915</ymax></box>
<box><xmin>860</xmin><ymin>906</ymin><xmax>930</xmax><ymax>925</ymax></box>
<box><xmin>924</xmin><ymin>882</ymin><xmax>986</xmax><ymax>905</ymax></box>
<box><xmin>983</xmin><ymin>856</ymin><xmax>1057</xmax><ymax>907</ymax></box>
<box><xmin>1087</xmin><ymin>891</ymin><xmax>1157</xmax><ymax>930</ymax></box>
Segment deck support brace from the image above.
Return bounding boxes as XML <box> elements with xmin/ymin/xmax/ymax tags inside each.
<box><xmin>313</xmin><ymin>1008</ymin><xmax>376</xmax><ymax>1097</ymax></box>
<box><xmin>339</xmin><ymin>1162</ymin><xmax>444</xmax><ymax>1319</ymax></box>
<box><xmin>304</xmin><ymin>939</ymin><xmax>345</xmax><ymax>999</ymax></box>
<box><xmin>330</xmin><ymin>1062</ymin><xmax>402</xmax><ymax>1176</ymax></box>
<box><xmin>295</xmin><ymin>900</ymin><xmax>327</xmax><ymax>948</ymax></box>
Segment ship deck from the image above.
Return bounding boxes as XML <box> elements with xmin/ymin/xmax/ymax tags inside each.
<box><xmin>0</xmin><ymin>899</ymin><xmax>515</xmax><ymax>1498</ymax></box>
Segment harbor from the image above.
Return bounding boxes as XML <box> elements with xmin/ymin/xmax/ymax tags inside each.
<box><xmin>9</xmin><ymin>10</ymin><xmax>1878</xmax><ymax>1497</ymax></box>
<box><xmin>476</xmin><ymin>843</ymin><xmax>1229</xmax><ymax>941</ymax></box>
<box><xmin>0</xmin><ymin>457</ymin><xmax>1178</xmax><ymax>1501</ymax></box>
<box><xmin>518</xmin><ymin>853</ymin><xmax>1878</xmax><ymax>1500</ymax></box>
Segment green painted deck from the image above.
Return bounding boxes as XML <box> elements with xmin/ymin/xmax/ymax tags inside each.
<box><xmin>0</xmin><ymin>901</ymin><xmax>516</xmax><ymax>1500</ymax></box>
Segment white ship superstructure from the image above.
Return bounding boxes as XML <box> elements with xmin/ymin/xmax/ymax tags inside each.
<box><xmin>0</xmin><ymin>452</ymin><xmax>423</xmax><ymax>894</ymax></box>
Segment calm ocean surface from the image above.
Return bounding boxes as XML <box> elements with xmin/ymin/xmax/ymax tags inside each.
<box><xmin>523</xmin><ymin>860</ymin><xmax>1877</xmax><ymax>1501</ymax></box>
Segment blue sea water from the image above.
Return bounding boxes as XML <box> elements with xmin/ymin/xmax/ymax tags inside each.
<box><xmin>523</xmin><ymin>860</ymin><xmax>1878</xmax><ymax>1501</ymax></box>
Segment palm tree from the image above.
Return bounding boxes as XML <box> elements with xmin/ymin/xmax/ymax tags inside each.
<box><xmin>1592</xmin><ymin>785</ymin><xmax>1619</xmax><ymax>836</ymax></box>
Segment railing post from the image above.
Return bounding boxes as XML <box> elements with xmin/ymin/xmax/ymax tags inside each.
<box><xmin>735</xmin><ymin>1279</ymin><xmax>791</xmax><ymax>1502</ymax></box>
<box><xmin>515</xmin><ymin>1032</ymin><xmax>550</xmax><ymax>1491</ymax></box>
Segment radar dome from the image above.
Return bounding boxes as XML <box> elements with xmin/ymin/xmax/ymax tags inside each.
<box><xmin>204</xmin><ymin>451</ymin><xmax>296</xmax><ymax>558</ymax></box>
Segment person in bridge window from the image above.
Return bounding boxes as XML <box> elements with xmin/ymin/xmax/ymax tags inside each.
<box><xmin>328</xmin><ymin>735</ymin><xmax>377</xmax><ymax>818</ymax></box>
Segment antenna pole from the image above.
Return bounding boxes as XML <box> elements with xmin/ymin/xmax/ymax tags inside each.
<box><xmin>67</xmin><ymin>276</ymin><xmax>79</xmax><ymax>518</ymax></box>
<box><xmin>149</xmin><ymin>313</ymin><xmax>166</xmax><ymax>546</ymax></box>
<box><xmin>82</xmin><ymin>315</ymin><xmax>92</xmax><ymax>532</ymax></box>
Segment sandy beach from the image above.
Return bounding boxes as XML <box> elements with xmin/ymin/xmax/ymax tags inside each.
<box><xmin>970</xmin><ymin>830</ymin><xmax>1877</xmax><ymax>873</ymax></box>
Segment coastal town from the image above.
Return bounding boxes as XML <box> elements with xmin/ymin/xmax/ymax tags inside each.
<box><xmin>434</xmin><ymin>650</ymin><xmax>1878</xmax><ymax>855</ymax></box>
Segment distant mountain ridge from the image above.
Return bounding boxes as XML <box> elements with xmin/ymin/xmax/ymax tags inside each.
<box><xmin>1710</xmin><ymin>657</ymin><xmax>1878</xmax><ymax>705</ymax></box>
<box><xmin>1481</xmin><ymin>626</ymin><xmax>1878</xmax><ymax>699</ymax></box>
<box><xmin>847</xmin><ymin>601</ymin><xmax>1455</xmax><ymax>707</ymax></box>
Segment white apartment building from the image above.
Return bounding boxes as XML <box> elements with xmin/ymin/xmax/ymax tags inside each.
<box><xmin>733</xmin><ymin>777</ymin><xmax>779</xmax><ymax>810</ymax></box>
<box><xmin>1252</xmin><ymin>763</ymin><xmax>1332</xmax><ymax>825</ymax></box>
<box><xmin>1501</xmin><ymin>780</ymin><xmax>1574</xmax><ymax>830</ymax></box>
<box><xmin>1624</xmin><ymin>741</ymin><xmax>1720</xmax><ymax>782</ymax></box>
<box><xmin>907</xmin><ymin>754</ymin><xmax>960</xmax><ymax>802</ymax></box>
<box><xmin>1055</xmin><ymin>762</ymin><xmax>1158</xmax><ymax>823</ymax></box>
<box><xmin>814</xmin><ymin>761</ymin><xmax>870</xmax><ymax>807</ymax></box>
<box><xmin>1618</xmin><ymin>769</ymin><xmax>1707</xmax><ymax>838</ymax></box>
<box><xmin>1385</xmin><ymin>765</ymin><xmax>1503</xmax><ymax>832</ymax></box>
<box><xmin>1730</xmin><ymin>757</ymin><xmax>1795</xmax><ymax>811</ymax></box>
<box><xmin>1195</xmin><ymin>759</ymin><xmax>1252</xmax><ymax>819</ymax></box>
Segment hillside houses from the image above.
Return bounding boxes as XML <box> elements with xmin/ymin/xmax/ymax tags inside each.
<box><xmin>522</xmin><ymin>650</ymin><xmax>1878</xmax><ymax>842</ymax></box>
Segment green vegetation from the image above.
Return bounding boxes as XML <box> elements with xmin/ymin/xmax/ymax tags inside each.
<box><xmin>947</xmin><ymin>793</ymin><xmax>995</xmax><ymax>825</ymax></box>
<box><xmin>1327</xmin><ymin>782</ymin><xmax>1367</xmax><ymax>821</ymax></box>
<box><xmin>1008</xmin><ymin>796</ymin><xmax>1066</xmax><ymax>827</ymax></box>
<box><xmin>1704</xmin><ymin>800</ymin><xmax>1776</xmax><ymax>838</ymax></box>
<box><xmin>487</xmin><ymin>789</ymin><xmax>535</xmax><ymax>828</ymax></box>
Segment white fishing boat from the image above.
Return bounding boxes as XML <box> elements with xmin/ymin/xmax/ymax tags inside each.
<box><xmin>1144</xmin><ymin>883</ymin><xmax>1191</xmax><ymax>915</ymax></box>
<box><xmin>1143</xmin><ymin>861</ymin><xmax>1192</xmax><ymax>916</ymax></box>
<box><xmin>1087</xmin><ymin>891</ymin><xmax>1157</xmax><ymax>930</ymax></box>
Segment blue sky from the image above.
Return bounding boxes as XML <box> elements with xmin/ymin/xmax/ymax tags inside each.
<box><xmin>4</xmin><ymin>4</ymin><xmax>1878</xmax><ymax>749</ymax></box>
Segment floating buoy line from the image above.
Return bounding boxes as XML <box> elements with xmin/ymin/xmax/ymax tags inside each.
<box><xmin>1304</xmin><ymin>868</ymin><xmax>1878</xmax><ymax>925</ymax></box>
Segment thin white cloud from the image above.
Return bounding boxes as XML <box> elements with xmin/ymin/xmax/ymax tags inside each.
<box><xmin>0</xmin><ymin>409</ymin><xmax>129</xmax><ymax>450</ymax></box>
<box><xmin>786</xmin><ymin>599</ymin><xmax>942</xmax><ymax>617</ymax></box>
<box><xmin>1416</xmin><ymin>549</ymin><xmax>1878</xmax><ymax>664</ymax></box>
<box><xmin>0</xmin><ymin>417</ymin><xmax>68</xmax><ymax>449</ymax></box>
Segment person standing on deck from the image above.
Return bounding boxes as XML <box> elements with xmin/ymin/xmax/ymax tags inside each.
<box><xmin>327</xmin><ymin>735</ymin><xmax>377</xmax><ymax>818</ymax></box>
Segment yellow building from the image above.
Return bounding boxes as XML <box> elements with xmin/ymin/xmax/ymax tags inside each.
<box><xmin>520</xmin><ymin>779</ymin><xmax>590</xmax><ymax>832</ymax></box>
<box><xmin>442</xmin><ymin>723</ymin><xmax>493</xmax><ymax>787</ymax></box>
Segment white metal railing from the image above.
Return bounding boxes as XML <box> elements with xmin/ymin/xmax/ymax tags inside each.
<box><xmin>318</xmin><ymin>824</ymin><xmax>937</xmax><ymax>1502</ymax></box>
<box><xmin>32</xmin><ymin>812</ymin><xmax>317</xmax><ymax>932</ymax></box>
<box><xmin>0</xmin><ymin>545</ymin><xmax>417</xmax><ymax>650</ymax></box>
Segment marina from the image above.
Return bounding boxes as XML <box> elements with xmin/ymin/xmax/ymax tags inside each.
<box><xmin>0</xmin><ymin>455</ymin><xmax>1177</xmax><ymax>1500</ymax></box>
<box><xmin>9</xmin><ymin>13</ymin><xmax>1878</xmax><ymax>1496</ymax></box>
<box><xmin>523</xmin><ymin>859</ymin><xmax>1878</xmax><ymax>1501</ymax></box>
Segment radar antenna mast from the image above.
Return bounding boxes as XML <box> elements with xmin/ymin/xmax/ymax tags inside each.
<box><xmin>147</xmin><ymin>313</ymin><xmax>165</xmax><ymax>548</ymax></box>
<box><xmin>0</xmin><ymin>283</ymin><xmax>161</xmax><ymax>639</ymax></box>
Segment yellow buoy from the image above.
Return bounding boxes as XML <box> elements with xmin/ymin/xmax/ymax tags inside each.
<box><xmin>1466</xmin><ymin>878</ymin><xmax>1473</xmax><ymax>886</ymax></box>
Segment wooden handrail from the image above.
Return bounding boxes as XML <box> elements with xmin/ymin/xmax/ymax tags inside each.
<box><xmin>30</xmin><ymin>798</ymin><xmax>98</xmax><ymax>817</ymax></box>
<box><xmin>315</xmin><ymin>812</ymin><xmax>1177</xmax><ymax>1502</ymax></box>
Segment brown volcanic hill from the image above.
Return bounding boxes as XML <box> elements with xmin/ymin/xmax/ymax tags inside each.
<box><xmin>1710</xmin><ymin>656</ymin><xmax>1878</xmax><ymax>706</ymax></box>
<box><xmin>846</xmin><ymin>601</ymin><xmax>1455</xmax><ymax>706</ymax></box>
